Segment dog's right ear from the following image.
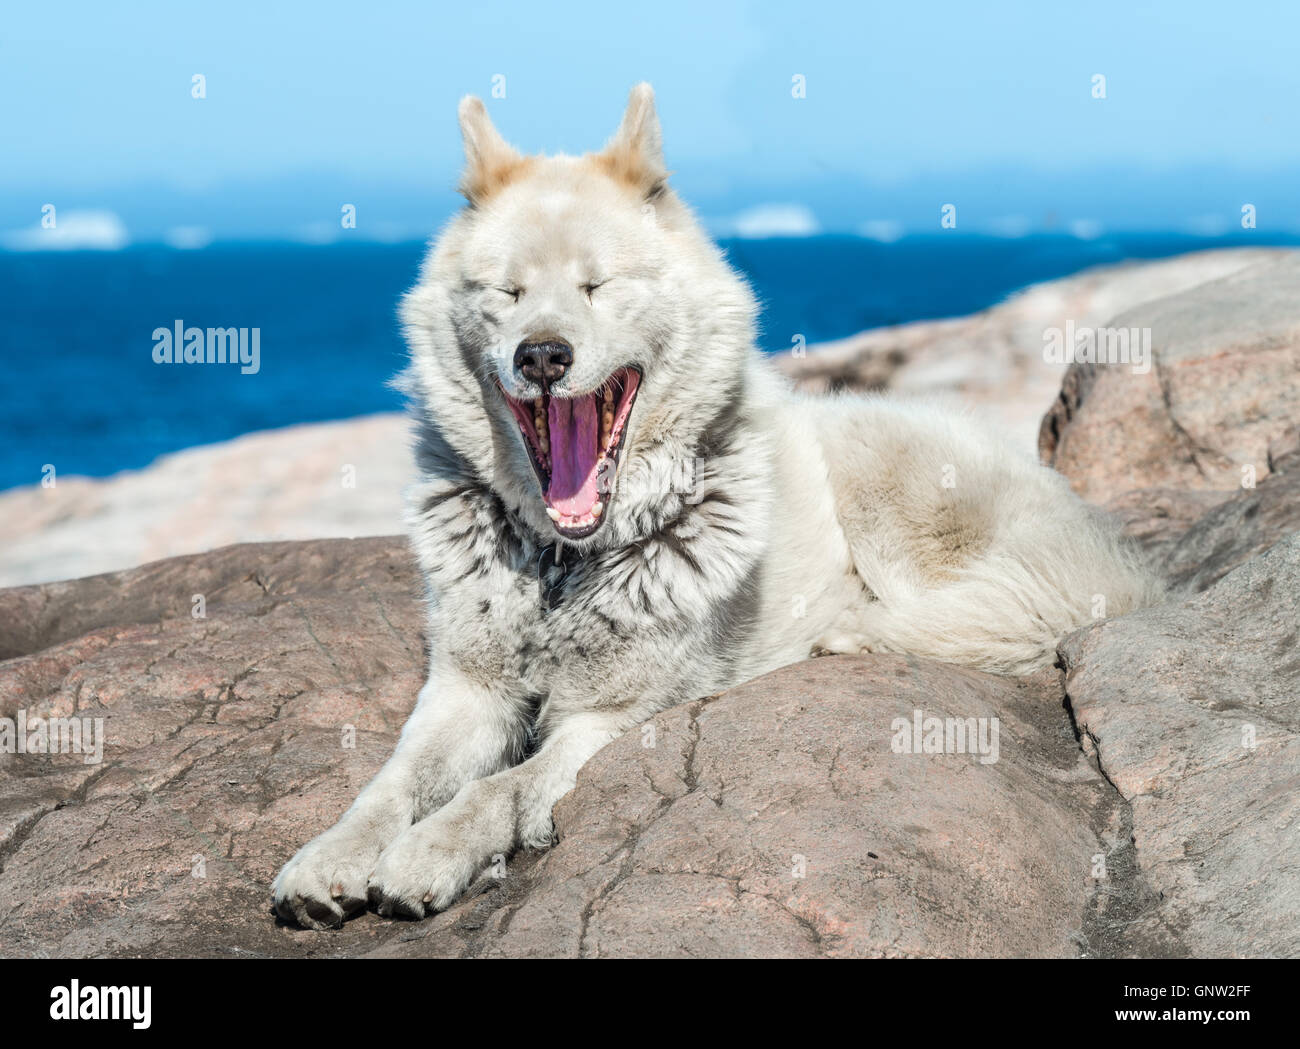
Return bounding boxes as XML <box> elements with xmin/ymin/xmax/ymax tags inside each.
<box><xmin>457</xmin><ymin>96</ymin><xmax>525</xmax><ymax>206</ymax></box>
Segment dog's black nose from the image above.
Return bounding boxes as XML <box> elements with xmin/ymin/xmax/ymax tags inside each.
<box><xmin>514</xmin><ymin>338</ymin><xmax>573</xmax><ymax>387</ymax></box>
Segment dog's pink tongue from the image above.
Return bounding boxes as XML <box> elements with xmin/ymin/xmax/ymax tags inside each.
<box><xmin>546</xmin><ymin>395</ymin><xmax>600</xmax><ymax>516</ymax></box>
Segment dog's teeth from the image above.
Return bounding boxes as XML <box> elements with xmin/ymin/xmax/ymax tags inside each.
<box><xmin>546</xmin><ymin>507</ymin><xmax>561</xmax><ymax>521</ymax></box>
<box><xmin>592</xmin><ymin>501</ymin><xmax>603</xmax><ymax>517</ymax></box>
<box><xmin>603</xmin><ymin>386</ymin><xmax>614</xmax><ymax>404</ymax></box>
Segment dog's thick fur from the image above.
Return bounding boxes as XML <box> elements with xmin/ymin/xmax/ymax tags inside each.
<box><xmin>272</xmin><ymin>85</ymin><xmax>1161</xmax><ymax>928</ymax></box>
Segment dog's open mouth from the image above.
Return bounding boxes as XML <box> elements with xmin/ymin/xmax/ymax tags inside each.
<box><xmin>499</xmin><ymin>368</ymin><xmax>641</xmax><ymax>538</ymax></box>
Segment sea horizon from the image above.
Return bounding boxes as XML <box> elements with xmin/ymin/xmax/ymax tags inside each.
<box><xmin>3</xmin><ymin>230</ymin><xmax>1297</xmax><ymax>493</ymax></box>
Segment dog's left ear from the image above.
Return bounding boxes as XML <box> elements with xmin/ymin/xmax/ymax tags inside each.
<box><xmin>600</xmin><ymin>83</ymin><xmax>668</xmax><ymax>200</ymax></box>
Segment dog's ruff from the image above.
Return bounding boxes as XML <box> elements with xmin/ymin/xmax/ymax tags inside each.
<box><xmin>272</xmin><ymin>84</ymin><xmax>1162</xmax><ymax>929</ymax></box>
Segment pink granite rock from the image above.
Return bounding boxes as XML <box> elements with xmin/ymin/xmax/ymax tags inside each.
<box><xmin>0</xmin><ymin>542</ymin><xmax>1128</xmax><ymax>958</ymax></box>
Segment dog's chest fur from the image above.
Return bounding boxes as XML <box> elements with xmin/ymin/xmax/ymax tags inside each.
<box><xmin>409</xmin><ymin>481</ymin><xmax>767</xmax><ymax>716</ymax></box>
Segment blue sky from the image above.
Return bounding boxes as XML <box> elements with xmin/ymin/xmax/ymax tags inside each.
<box><xmin>4</xmin><ymin>0</ymin><xmax>1299</xmax><ymax>241</ymax></box>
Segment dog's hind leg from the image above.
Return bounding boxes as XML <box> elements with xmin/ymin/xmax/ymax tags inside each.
<box><xmin>813</xmin><ymin>396</ymin><xmax>1163</xmax><ymax>675</ymax></box>
<box><xmin>272</xmin><ymin>664</ymin><xmax>527</xmax><ymax>929</ymax></box>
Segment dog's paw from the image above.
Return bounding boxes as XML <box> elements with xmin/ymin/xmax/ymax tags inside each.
<box><xmin>810</xmin><ymin>632</ymin><xmax>875</xmax><ymax>657</ymax></box>
<box><xmin>271</xmin><ymin>821</ymin><xmax>386</xmax><ymax>931</ymax></box>
<box><xmin>365</xmin><ymin>820</ymin><xmax>482</xmax><ymax>919</ymax></box>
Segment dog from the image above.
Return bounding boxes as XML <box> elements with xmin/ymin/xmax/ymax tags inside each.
<box><xmin>272</xmin><ymin>84</ymin><xmax>1162</xmax><ymax>929</ymax></box>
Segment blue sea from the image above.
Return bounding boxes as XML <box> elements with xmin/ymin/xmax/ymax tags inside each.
<box><xmin>1</xmin><ymin>232</ymin><xmax>1294</xmax><ymax>492</ymax></box>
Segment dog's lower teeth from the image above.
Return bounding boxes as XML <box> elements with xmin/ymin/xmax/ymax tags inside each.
<box><xmin>592</xmin><ymin>501</ymin><xmax>603</xmax><ymax>517</ymax></box>
<box><xmin>546</xmin><ymin>507</ymin><xmax>561</xmax><ymax>521</ymax></box>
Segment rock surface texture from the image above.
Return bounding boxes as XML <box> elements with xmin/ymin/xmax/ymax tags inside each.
<box><xmin>1</xmin><ymin>250</ymin><xmax>1297</xmax><ymax>957</ymax></box>
<box><xmin>0</xmin><ymin>545</ymin><xmax>1128</xmax><ymax>959</ymax></box>
<box><xmin>1060</xmin><ymin>535</ymin><xmax>1300</xmax><ymax>959</ymax></box>
<box><xmin>778</xmin><ymin>248</ymin><xmax>1286</xmax><ymax>451</ymax></box>
<box><xmin>1040</xmin><ymin>254</ymin><xmax>1300</xmax><ymax>556</ymax></box>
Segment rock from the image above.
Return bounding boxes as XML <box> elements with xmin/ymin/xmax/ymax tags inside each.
<box><xmin>1</xmin><ymin>538</ymin><xmax>1132</xmax><ymax>958</ymax></box>
<box><xmin>1040</xmin><ymin>254</ymin><xmax>1300</xmax><ymax>515</ymax></box>
<box><xmin>0</xmin><ymin>535</ymin><xmax>417</xmax><ymax>663</ymax></box>
<box><xmin>779</xmin><ymin>248</ymin><xmax>1286</xmax><ymax>453</ymax></box>
<box><xmin>1102</xmin><ymin>487</ymin><xmax>1230</xmax><ymax>568</ymax></box>
<box><xmin>3</xmin><ymin>525</ymin><xmax>1296</xmax><ymax>956</ymax></box>
<box><xmin>1103</xmin><ymin>433</ymin><xmax>1300</xmax><ymax>587</ymax></box>
<box><xmin>1058</xmin><ymin>534</ymin><xmax>1300</xmax><ymax>959</ymax></box>
<box><xmin>0</xmin><ymin>414</ymin><xmax>409</xmax><ymax>589</ymax></box>
<box><xmin>0</xmin><ymin>537</ymin><xmax>426</xmax><ymax>958</ymax></box>
<box><xmin>1037</xmin><ymin>253</ymin><xmax>1300</xmax><ymax>579</ymax></box>
<box><xmin>1159</xmin><ymin>441</ymin><xmax>1300</xmax><ymax>593</ymax></box>
<box><xmin>375</xmin><ymin>658</ymin><xmax>1115</xmax><ymax>959</ymax></box>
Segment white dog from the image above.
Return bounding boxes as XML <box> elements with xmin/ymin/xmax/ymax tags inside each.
<box><xmin>272</xmin><ymin>84</ymin><xmax>1161</xmax><ymax>928</ymax></box>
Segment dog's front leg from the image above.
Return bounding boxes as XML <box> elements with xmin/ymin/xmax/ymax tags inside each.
<box><xmin>272</xmin><ymin>665</ymin><xmax>525</xmax><ymax>929</ymax></box>
<box><xmin>365</xmin><ymin>710</ymin><xmax>626</xmax><ymax>917</ymax></box>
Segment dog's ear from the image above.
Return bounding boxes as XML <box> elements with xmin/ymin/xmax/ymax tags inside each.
<box><xmin>599</xmin><ymin>83</ymin><xmax>668</xmax><ymax>200</ymax></box>
<box><xmin>457</xmin><ymin>96</ymin><xmax>526</xmax><ymax>205</ymax></box>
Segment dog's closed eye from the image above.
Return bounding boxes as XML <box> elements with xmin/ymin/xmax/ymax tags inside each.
<box><xmin>582</xmin><ymin>280</ymin><xmax>608</xmax><ymax>302</ymax></box>
<box><xmin>495</xmin><ymin>286</ymin><xmax>522</xmax><ymax>303</ymax></box>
